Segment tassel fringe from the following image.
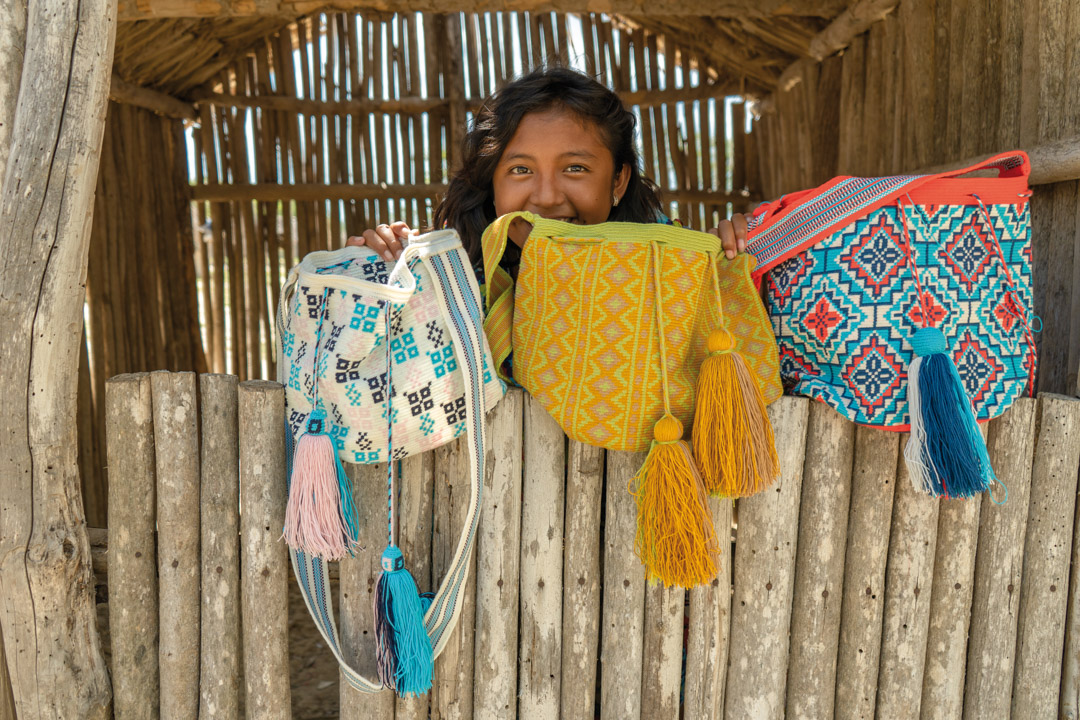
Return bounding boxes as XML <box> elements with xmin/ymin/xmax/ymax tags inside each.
<box><xmin>904</xmin><ymin>327</ymin><xmax>997</xmax><ymax>498</ymax></box>
<box><xmin>374</xmin><ymin>546</ymin><xmax>434</xmax><ymax>697</ymax></box>
<box><xmin>632</xmin><ymin>415</ymin><xmax>719</xmax><ymax>588</ymax></box>
<box><xmin>283</xmin><ymin>410</ymin><xmax>360</xmax><ymax>559</ymax></box>
<box><xmin>692</xmin><ymin>329</ymin><xmax>780</xmax><ymax>498</ymax></box>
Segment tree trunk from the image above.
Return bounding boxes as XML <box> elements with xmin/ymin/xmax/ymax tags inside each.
<box><xmin>0</xmin><ymin>0</ymin><xmax>117</xmax><ymax>717</ymax></box>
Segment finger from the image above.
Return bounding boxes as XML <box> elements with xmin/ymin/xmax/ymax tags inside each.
<box><xmin>345</xmin><ymin>235</ymin><xmax>365</xmax><ymax>248</ymax></box>
<box><xmin>706</xmin><ymin>226</ymin><xmax>721</xmax><ymax>238</ymax></box>
<box><xmin>507</xmin><ymin>217</ymin><xmax>534</xmax><ymax>248</ymax></box>
<box><xmin>718</xmin><ymin>218</ymin><xmax>737</xmax><ymax>259</ymax></box>
<box><xmin>362</xmin><ymin>228</ymin><xmax>393</xmax><ymax>261</ymax></box>
<box><xmin>374</xmin><ymin>224</ymin><xmax>403</xmax><ymax>261</ymax></box>
<box><xmin>733</xmin><ymin>213</ymin><xmax>748</xmax><ymax>251</ymax></box>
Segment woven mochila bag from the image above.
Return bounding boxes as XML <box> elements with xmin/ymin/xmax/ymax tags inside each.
<box><xmin>482</xmin><ymin>211</ymin><xmax>783</xmax><ymax>587</ymax></box>
<box><xmin>746</xmin><ymin>151</ymin><xmax>1036</xmax><ymax>500</ymax></box>
<box><xmin>277</xmin><ymin>229</ymin><xmax>504</xmax><ymax>697</ymax></box>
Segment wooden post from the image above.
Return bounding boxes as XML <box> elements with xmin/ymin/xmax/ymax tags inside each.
<box><xmin>640</xmin><ymin>584</ymin><xmax>684</xmax><ymax>720</ymax></box>
<box><xmin>724</xmin><ymin>396</ymin><xmax>810</xmax><ymax>720</ymax></box>
<box><xmin>474</xmin><ymin>390</ymin><xmax>524</xmax><ymax>719</ymax></box>
<box><xmin>198</xmin><ymin>374</ymin><xmax>241</xmax><ymax>720</ymax></box>
<box><xmin>106</xmin><ymin>373</ymin><xmax>160</xmax><ymax>720</ymax></box>
<box><xmin>0</xmin><ymin>628</ymin><xmax>13</xmax><ymax>720</ymax></box>
<box><xmin>238</xmin><ymin>380</ymin><xmax>291</xmax><ymax>719</ymax></box>
<box><xmin>395</xmin><ymin>447</ymin><xmax>436</xmax><ymax>720</ymax></box>
<box><xmin>600</xmin><ymin>450</ymin><xmax>648</xmax><ymax>720</ymax></box>
<box><xmin>964</xmin><ymin>399</ymin><xmax>1037</xmax><ymax>720</ymax></box>
<box><xmin>518</xmin><ymin>395</ymin><xmax>566</xmax><ymax>719</ymax></box>
<box><xmin>875</xmin><ymin>436</ymin><xmax>940</xmax><ymax>720</ymax></box>
<box><xmin>786</xmin><ymin>402</ymin><xmax>855</xmax><ymax>719</ymax></box>
<box><xmin>151</xmin><ymin>371</ymin><xmax>201</xmax><ymax>720</ymax></box>
<box><xmin>1014</xmin><ymin>394</ymin><xmax>1080</xmax><ymax>719</ymax></box>
<box><xmin>432</xmin><ymin>435</ymin><xmax>479</xmax><ymax>720</ymax></box>
<box><xmin>683</xmin><ymin>496</ymin><xmax>734</xmax><ymax>720</ymax></box>
<box><xmin>0</xmin><ymin>0</ymin><xmax>115</xmax><ymax>715</ymax></box>
<box><xmin>834</xmin><ymin>427</ymin><xmax>900</xmax><ymax>719</ymax></box>
<box><xmin>560</xmin><ymin>440</ymin><xmax>605</xmax><ymax>720</ymax></box>
<box><xmin>340</xmin><ymin>462</ymin><xmax>395</xmax><ymax>720</ymax></box>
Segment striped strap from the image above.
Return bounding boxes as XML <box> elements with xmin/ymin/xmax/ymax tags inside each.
<box><xmin>282</xmin><ymin>234</ymin><xmax>490</xmax><ymax>693</ymax></box>
<box><xmin>481</xmin><ymin>211</ymin><xmax>537</xmax><ymax>382</ymax></box>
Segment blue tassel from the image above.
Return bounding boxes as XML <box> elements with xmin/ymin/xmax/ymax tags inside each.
<box><xmin>373</xmin><ymin>545</ymin><xmax>434</xmax><ymax>697</ymax></box>
<box><xmin>904</xmin><ymin>327</ymin><xmax>998</xmax><ymax>498</ymax></box>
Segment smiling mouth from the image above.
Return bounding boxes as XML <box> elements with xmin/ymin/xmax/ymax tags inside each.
<box><xmin>546</xmin><ymin>216</ymin><xmax>580</xmax><ymax>224</ymax></box>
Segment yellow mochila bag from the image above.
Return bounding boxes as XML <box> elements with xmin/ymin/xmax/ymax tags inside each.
<box><xmin>482</xmin><ymin>211</ymin><xmax>784</xmax><ymax>587</ymax></box>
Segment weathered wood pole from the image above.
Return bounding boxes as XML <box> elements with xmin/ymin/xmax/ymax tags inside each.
<box><xmin>198</xmin><ymin>374</ymin><xmax>241</xmax><ymax>720</ymax></box>
<box><xmin>474</xmin><ymin>390</ymin><xmax>524</xmax><ymax>719</ymax></box>
<box><xmin>786</xmin><ymin>402</ymin><xmax>855</xmax><ymax>719</ymax></box>
<box><xmin>340</xmin><ymin>462</ymin><xmax>394</xmax><ymax>720</ymax></box>
<box><xmin>560</xmin><ymin>438</ymin><xmax>605</xmax><ymax>720</ymax></box>
<box><xmin>834</xmin><ymin>427</ymin><xmax>899</xmax><ymax>719</ymax></box>
<box><xmin>238</xmin><ymin>380</ymin><xmax>291</xmax><ymax>718</ymax></box>
<box><xmin>724</xmin><ymin>396</ymin><xmax>810</xmax><ymax>720</ymax></box>
<box><xmin>106</xmin><ymin>373</ymin><xmax>160</xmax><ymax>720</ymax></box>
<box><xmin>1014</xmin><ymin>394</ymin><xmax>1080</xmax><ymax>719</ymax></box>
<box><xmin>151</xmin><ymin>371</ymin><xmax>201</xmax><ymax>720</ymax></box>
<box><xmin>0</xmin><ymin>0</ymin><xmax>116</xmax><ymax>716</ymax></box>
<box><xmin>518</xmin><ymin>395</ymin><xmax>566</xmax><ymax>719</ymax></box>
<box><xmin>963</xmin><ymin>399</ymin><xmax>1036</xmax><ymax>720</ymax></box>
<box><xmin>600</xmin><ymin>450</ymin><xmax>648</xmax><ymax>720</ymax></box>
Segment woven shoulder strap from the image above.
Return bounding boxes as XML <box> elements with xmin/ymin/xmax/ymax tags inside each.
<box><xmin>279</xmin><ymin>233</ymin><xmax>489</xmax><ymax>693</ymax></box>
<box><xmin>746</xmin><ymin>151</ymin><xmax>1030</xmax><ymax>276</ymax></box>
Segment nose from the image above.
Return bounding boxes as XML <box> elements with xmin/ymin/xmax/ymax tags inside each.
<box><xmin>528</xmin><ymin>171</ymin><xmax>564</xmax><ymax>212</ymax></box>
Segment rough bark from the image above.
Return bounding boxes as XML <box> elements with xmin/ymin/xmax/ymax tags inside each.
<box><xmin>0</xmin><ymin>0</ymin><xmax>116</xmax><ymax>716</ymax></box>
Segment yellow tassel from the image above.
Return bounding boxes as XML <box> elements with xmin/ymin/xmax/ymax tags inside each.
<box><xmin>632</xmin><ymin>415</ymin><xmax>719</xmax><ymax>588</ymax></box>
<box><xmin>692</xmin><ymin>329</ymin><xmax>781</xmax><ymax>498</ymax></box>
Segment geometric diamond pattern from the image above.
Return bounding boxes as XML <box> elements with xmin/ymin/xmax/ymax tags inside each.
<box><xmin>762</xmin><ymin>200</ymin><xmax>1035</xmax><ymax>428</ymax></box>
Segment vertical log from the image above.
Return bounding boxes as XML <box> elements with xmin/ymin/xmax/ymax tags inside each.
<box><xmin>238</xmin><ymin>380</ymin><xmax>291</xmax><ymax>719</ymax></box>
<box><xmin>518</xmin><ymin>395</ymin><xmax>565</xmax><ymax>719</ymax></box>
<box><xmin>339</xmin><ymin>463</ymin><xmax>395</xmax><ymax>720</ymax></box>
<box><xmin>0</xmin><ymin>0</ymin><xmax>115</xmax><ymax>714</ymax></box>
<box><xmin>432</xmin><ymin>435</ymin><xmax>478</xmax><ymax>720</ymax></box>
<box><xmin>963</xmin><ymin>399</ymin><xmax>1037</xmax><ymax>720</ymax></box>
<box><xmin>876</xmin><ymin>435</ymin><xmax>941</xmax><ymax>720</ymax></box>
<box><xmin>107</xmin><ymin>373</ymin><xmax>160</xmax><ymax>720</ymax></box>
<box><xmin>0</xmin><ymin>628</ymin><xmax>13</xmax><ymax>720</ymax></box>
<box><xmin>600</xmin><ymin>450</ymin><xmax>648</xmax><ymax>720</ymax></box>
<box><xmin>724</xmin><ymin>396</ymin><xmax>810</xmax><ymax>720</ymax></box>
<box><xmin>474</xmin><ymin>390</ymin><xmax>524</xmax><ymax>720</ymax></box>
<box><xmin>683</xmin><ymin>497</ymin><xmax>733</xmax><ymax>720</ymax></box>
<box><xmin>920</xmin><ymin>494</ymin><xmax>982</xmax><ymax>719</ymax></box>
<box><xmin>395</xmin><ymin>448</ymin><xmax>436</xmax><ymax>720</ymax></box>
<box><xmin>834</xmin><ymin>427</ymin><xmax>900</xmax><ymax>720</ymax></box>
<box><xmin>1013</xmin><ymin>394</ymin><xmax>1080</xmax><ymax>719</ymax></box>
<box><xmin>786</xmin><ymin>403</ymin><xmax>855</xmax><ymax>720</ymax></box>
<box><xmin>640</xmin><ymin>583</ymin><xmax>683</xmax><ymax>720</ymax></box>
<box><xmin>560</xmin><ymin>440</ymin><xmax>605</xmax><ymax>720</ymax></box>
<box><xmin>198</xmin><ymin>374</ymin><xmax>241</xmax><ymax>720</ymax></box>
<box><xmin>151</xmin><ymin>371</ymin><xmax>201</xmax><ymax>720</ymax></box>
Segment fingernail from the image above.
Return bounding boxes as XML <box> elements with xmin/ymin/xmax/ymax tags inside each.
<box><xmin>726</xmin><ymin>249</ymin><xmax>736</xmax><ymax>259</ymax></box>
<box><xmin>738</xmin><ymin>239</ymin><xmax>746</xmax><ymax>250</ymax></box>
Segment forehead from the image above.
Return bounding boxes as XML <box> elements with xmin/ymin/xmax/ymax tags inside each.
<box><xmin>502</xmin><ymin>108</ymin><xmax>611</xmax><ymax>157</ymax></box>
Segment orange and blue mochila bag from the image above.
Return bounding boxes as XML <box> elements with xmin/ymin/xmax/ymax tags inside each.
<box><xmin>746</xmin><ymin>151</ymin><xmax>1037</xmax><ymax>501</ymax></box>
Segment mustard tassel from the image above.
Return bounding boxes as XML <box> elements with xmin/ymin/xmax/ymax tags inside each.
<box><xmin>632</xmin><ymin>415</ymin><xmax>719</xmax><ymax>588</ymax></box>
<box><xmin>692</xmin><ymin>329</ymin><xmax>780</xmax><ymax>498</ymax></box>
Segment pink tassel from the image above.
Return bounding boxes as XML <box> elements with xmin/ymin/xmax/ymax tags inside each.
<box><xmin>284</xmin><ymin>416</ymin><xmax>357</xmax><ymax>560</ymax></box>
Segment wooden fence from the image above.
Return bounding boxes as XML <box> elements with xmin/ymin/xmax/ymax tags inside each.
<box><xmin>101</xmin><ymin>371</ymin><xmax>1080</xmax><ymax>719</ymax></box>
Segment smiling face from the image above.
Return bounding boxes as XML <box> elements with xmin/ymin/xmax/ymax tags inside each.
<box><xmin>492</xmin><ymin>108</ymin><xmax>631</xmax><ymax>227</ymax></box>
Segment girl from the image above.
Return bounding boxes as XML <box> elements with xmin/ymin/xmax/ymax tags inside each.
<box><xmin>347</xmin><ymin>66</ymin><xmax>749</xmax><ymax>262</ymax></box>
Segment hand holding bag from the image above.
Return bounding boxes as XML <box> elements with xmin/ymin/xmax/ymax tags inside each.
<box><xmin>277</xmin><ymin>229</ymin><xmax>504</xmax><ymax>696</ymax></box>
<box><xmin>746</xmin><ymin>151</ymin><xmax>1036</xmax><ymax>499</ymax></box>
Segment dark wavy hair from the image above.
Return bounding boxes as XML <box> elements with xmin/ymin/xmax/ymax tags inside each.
<box><xmin>433</xmin><ymin>66</ymin><xmax>664</xmax><ymax>264</ymax></box>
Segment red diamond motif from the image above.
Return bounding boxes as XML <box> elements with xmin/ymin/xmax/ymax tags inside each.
<box><xmin>805</xmin><ymin>297</ymin><xmax>844</xmax><ymax>343</ymax></box>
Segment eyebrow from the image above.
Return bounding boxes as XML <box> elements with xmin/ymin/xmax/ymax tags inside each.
<box><xmin>501</xmin><ymin>150</ymin><xmax>600</xmax><ymax>162</ymax></box>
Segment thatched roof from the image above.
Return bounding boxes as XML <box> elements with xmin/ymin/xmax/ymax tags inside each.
<box><xmin>112</xmin><ymin>1</ymin><xmax>866</xmax><ymax>99</ymax></box>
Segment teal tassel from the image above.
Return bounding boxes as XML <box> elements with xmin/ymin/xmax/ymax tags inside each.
<box><xmin>373</xmin><ymin>546</ymin><xmax>434</xmax><ymax>697</ymax></box>
<box><xmin>904</xmin><ymin>327</ymin><xmax>999</xmax><ymax>498</ymax></box>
